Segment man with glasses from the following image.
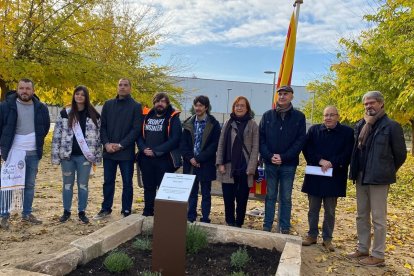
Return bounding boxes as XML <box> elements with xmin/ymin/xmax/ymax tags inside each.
<box><xmin>347</xmin><ymin>91</ymin><xmax>406</xmax><ymax>266</ymax></box>
<box><xmin>301</xmin><ymin>106</ymin><xmax>354</xmax><ymax>251</ymax></box>
<box><xmin>259</xmin><ymin>85</ymin><xmax>306</xmax><ymax>233</ymax></box>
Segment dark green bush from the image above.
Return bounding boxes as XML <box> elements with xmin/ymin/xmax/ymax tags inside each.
<box><xmin>186</xmin><ymin>224</ymin><xmax>208</xmax><ymax>254</ymax></box>
<box><xmin>103</xmin><ymin>251</ymin><xmax>133</xmax><ymax>273</ymax></box>
<box><xmin>230</xmin><ymin>247</ymin><xmax>250</xmax><ymax>271</ymax></box>
<box><xmin>133</xmin><ymin>236</ymin><xmax>152</xmax><ymax>251</ymax></box>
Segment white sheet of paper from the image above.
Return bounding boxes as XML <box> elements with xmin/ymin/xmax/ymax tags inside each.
<box><xmin>305</xmin><ymin>165</ymin><xmax>333</xmax><ymax>177</ymax></box>
<box><xmin>155</xmin><ymin>173</ymin><xmax>196</xmax><ymax>202</ymax></box>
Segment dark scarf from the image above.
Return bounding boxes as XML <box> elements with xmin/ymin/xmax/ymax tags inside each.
<box><xmin>358</xmin><ymin>108</ymin><xmax>385</xmax><ymax>149</ymax></box>
<box><xmin>275</xmin><ymin>103</ymin><xmax>293</xmax><ymax>120</ymax></box>
<box><xmin>222</xmin><ymin>113</ymin><xmax>251</xmax><ymax>175</ymax></box>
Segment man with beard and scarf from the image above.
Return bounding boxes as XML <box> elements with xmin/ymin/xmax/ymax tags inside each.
<box><xmin>0</xmin><ymin>79</ymin><xmax>50</xmax><ymax>229</ymax></box>
<box><xmin>259</xmin><ymin>85</ymin><xmax>306</xmax><ymax>234</ymax></box>
<box><xmin>137</xmin><ymin>92</ymin><xmax>182</xmax><ymax>217</ymax></box>
<box><xmin>347</xmin><ymin>91</ymin><xmax>406</xmax><ymax>267</ymax></box>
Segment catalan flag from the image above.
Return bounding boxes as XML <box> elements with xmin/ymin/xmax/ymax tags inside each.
<box><xmin>273</xmin><ymin>11</ymin><xmax>297</xmax><ymax>108</ymax></box>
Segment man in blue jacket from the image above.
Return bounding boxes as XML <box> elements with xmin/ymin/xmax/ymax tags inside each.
<box><xmin>0</xmin><ymin>79</ymin><xmax>50</xmax><ymax>229</ymax></box>
<box><xmin>137</xmin><ymin>92</ymin><xmax>182</xmax><ymax>217</ymax></box>
<box><xmin>94</xmin><ymin>78</ymin><xmax>142</xmax><ymax>220</ymax></box>
<box><xmin>259</xmin><ymin>85</ymin><xmax>306</xmax><ymax>234</ymax></box>
<box><xmin>301</xmin><ymin>106</ymin><xmax>354</xmax><ymax>251</ymax></box>
<box><xmin>180</xmin><ymin>95</ymin><xmax>220</xmax><ymax>223</ymax></box>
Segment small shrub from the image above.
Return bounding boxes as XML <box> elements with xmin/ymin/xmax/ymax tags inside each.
<box><xmin>230</xmin><ymin>247</ymin><xmax>250</xmax><ymax>271</ymax></box>
<box><xmin>103</xmin><ymin>251</ymin><xmax>133</xmax><ymax>273</ymax></box>
<box><xmin>133</xmin><ymin>236</ymin><xmax>152</xmax><ymax>251</ymax></box>
<box><xmin>186</xmin><ymin>224</ymin><xmax>208</xmax><ymax>254</ymax></box>
<box><xmin>141</xmin><ymin>271</ymin><xmax>162</xmax><ymax>276</ymax></box>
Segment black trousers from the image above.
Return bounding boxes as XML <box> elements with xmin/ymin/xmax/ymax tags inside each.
<box><xmin>221</xmin><ymin>174</ymin><xmax>250</xmax><ymax>226</ymax></box>
<box><xmin>139</xmin><ymin>155</ymin><xmax>174</xmax><ymax>216</ymax></box>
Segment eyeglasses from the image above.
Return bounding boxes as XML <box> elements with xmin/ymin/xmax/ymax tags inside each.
<box><xmin>323</xmin><ymin>113</ymin><xmax>338</xmax><ymax>118</ymax></box>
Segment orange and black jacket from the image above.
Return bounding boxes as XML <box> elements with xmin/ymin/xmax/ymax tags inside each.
<box><xmin>137</xmin><ymin>105</ymin><xmax>182</xmax><ymax>168</ymax></box>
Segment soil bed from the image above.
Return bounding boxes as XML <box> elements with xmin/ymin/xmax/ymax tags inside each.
<box><xmin>69</xmin><ymin>236</ymin><xmax>281</xmax><ymax>276</ymax></box>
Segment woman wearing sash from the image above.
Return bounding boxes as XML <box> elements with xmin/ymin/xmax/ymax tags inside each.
<box><xmin>52</xmin><ymin>86</ymin><xmax>102</xmax><ymax>223</ymax></box>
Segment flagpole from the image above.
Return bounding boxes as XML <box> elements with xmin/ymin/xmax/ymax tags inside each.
<box><xmin>294</xmin><ymin>0</ymin><xmax>303</xmax><ymax>32</ymax></box>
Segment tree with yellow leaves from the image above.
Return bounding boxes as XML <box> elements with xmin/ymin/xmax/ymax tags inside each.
<box><xmin>303</xmin><ymin>0</ymin><xmax>414</xmax><ymax>155</ymax></box>
<box><xmin>0</xmin><ymin>0</ymin><xmax>181</xmax><ymax>105</ymax></box>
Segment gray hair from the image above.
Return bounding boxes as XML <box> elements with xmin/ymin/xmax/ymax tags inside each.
<box><xmin>362</xmin><ymin>91</ymin><xmax>384</xmax><ymax>103</ymax></box>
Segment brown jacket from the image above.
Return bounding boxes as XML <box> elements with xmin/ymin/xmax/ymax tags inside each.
<box><xmin>216</xmin><ymin>119</ymin><xmax>259</xmax><ymax>187</ymax></box>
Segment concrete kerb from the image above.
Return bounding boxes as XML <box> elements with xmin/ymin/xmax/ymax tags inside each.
<box><xmin>0</xmin><ymin>268</ymin><xmax>51</xmax><ymax>275</ymax></box>
<box><xmin>14</xmin><ymin>215</ymin><xmax>300</xmax><ymax>275</ymax></box>
<box><xmin>30</xmin><ymin>247</ymin><xmax>83</xmax><ymax>276</ymax></box>
<box><xmin>70</xmin><ymin>214</ymin><xmax>144</xmax><ymax>264</ymax></box>
<box><xmin>143</xmin><ymin>220</ymin><xmax>301</xmax><ymax>275</ymax></box>
<box><xmin>192</xmin><ymin>222</ymin><xmax>302</xmax><ymax>276</ymax></box>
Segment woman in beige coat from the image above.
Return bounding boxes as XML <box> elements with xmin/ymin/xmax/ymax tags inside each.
<box><xmin>216</xmin><ymin>96</ymin><xmax>259</xmax><ymax>227</ymax></box>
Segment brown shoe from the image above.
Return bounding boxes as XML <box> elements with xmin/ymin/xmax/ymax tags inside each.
<box><xmin>302</xmin><ymin>236</ymin><xmax>317</xmax><ymax>246</ymax></box>
<box><xmin>347</xmin><ymin>250</ymin><xmax>369</xmax><ymax>259</ymax></box>
<box><xmin>22</xmin><ymin>214</ymin><xmax>42</xmax><ymax>225</ymax></box>
<box><xmin>322</xmin><ymin>240</ymin><xmax>335</xmax><ymax>252</ymax></box>
<box><xmin>359</xmin><ymin>256</ymin><xmax>385</xmax><ymax>267</ymax></box>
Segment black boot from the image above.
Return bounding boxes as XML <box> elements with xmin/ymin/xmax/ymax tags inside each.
<box><xmin>78</xmin><ymin>211</ymin><xmax>89</xmax><ymax>224</ymax></box>
<box><xmin>59</xmin><ymin>210</ymin><xmax>71</xmax><ymax>223</ymax></box>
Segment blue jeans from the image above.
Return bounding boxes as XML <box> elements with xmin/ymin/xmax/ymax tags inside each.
<box><xmin>187</xmin><ymin>178</ymin><xmax>212</xmax><ymax>223</ymax></box>
<box><xmin>263</xmin><ymin>164</ymin><xmax>296</xmax><ymax>231</ymax></box>
<box><xmin>61</xmin><ymin>155</ymin><xmax>91</xmax><ymax>212</ymax></box>
<box><xmin>101</xmin><ymin>158</ymin><xmax>134</xmax><ymax>214</ymax></box>
<box><xmin>0</xmin><ymin>155</ymin><xmax>40</xmax><ymax>218</ymax></box>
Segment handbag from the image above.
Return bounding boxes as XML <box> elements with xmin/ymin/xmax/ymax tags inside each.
<box><xmin>239</xmin><ymin>137</ymin><xmax>266</xmax><ymax>196</ymax></box>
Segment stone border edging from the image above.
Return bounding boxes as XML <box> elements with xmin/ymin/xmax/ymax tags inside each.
<box><xmin>194</xmin><ymin>222</ymin><xmax>302</xmax><ymax>276</ymax></box>
<box><xmin>0</xmin><ymin>268</ymin><xmax>50</xmax><ymax>275</ymax></box>
<box><xmin>7</xmin><ymin>215</ymin><xmax>145</xmax><ymax>276</ymax></box>
<box><xmin>2</xmin><ymin>215</ymin><xmax>301</xmax><ymax>276</ymax></box>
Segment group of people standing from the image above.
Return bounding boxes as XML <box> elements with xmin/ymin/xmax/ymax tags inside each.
<box><xmin>0</xmin><ymin>78</ymin><xmax>407</xmax><ymax>267</ymax></box>
<box><xmin>301</xmin><ymin>92</ymin><xmax>406</xmax><ymax>267</ymax></box>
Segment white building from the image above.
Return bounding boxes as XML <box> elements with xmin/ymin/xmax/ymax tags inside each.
<box><xmin>172</xmin><ymin>76</ymin><xmax>311</xmax><ymax>123</ymax></box>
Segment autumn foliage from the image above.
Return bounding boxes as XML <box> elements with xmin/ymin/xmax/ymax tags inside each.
<box><xmin>302</xmin><ymin>0</ymin><xmax>414</xmax><ymax>154</ymax></box>
<box><xmin>0</xmin><ymin>0</ymin><xmax>182</xmax><ymax>106</ymax></box>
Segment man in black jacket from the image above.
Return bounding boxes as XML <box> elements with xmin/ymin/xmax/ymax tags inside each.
<box><xmin>347</xmin><ymin>91</ymin><xmax>406</xmax><ymax>266</ymax></box>
<box><xmin>301</xmin><ymin>106</ymin><xmax>354</xmax><ymax>251</ymax></box>
<box><xmin>94</xmin><ymin>78</ymin><xmax>142</xmax><ymax>220</ymax></box>
<box><xmin>137</xmin><ymin>92</ymin><xmax>181</xmax><ymax>216</ymax></box>
<box><xmin>180</xmin><ymin>95</ymin><xmax>220</xmax><ymax>223</ymax></box>
<box><xmin>259</xmin><ymin>85</ymin><xmax>306</xmax><ymax>234</ymax></box>
<box><xmin>0</xmin><ymin>79</ymin><xmax>50</xmax><ymax>229</ymax></box>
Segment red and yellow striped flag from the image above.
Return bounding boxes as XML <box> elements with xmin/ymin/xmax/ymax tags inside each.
<box><xmin>273</xmin><ymin>11</ymin><xmax>297</xmax><ymax>108</ymax></box>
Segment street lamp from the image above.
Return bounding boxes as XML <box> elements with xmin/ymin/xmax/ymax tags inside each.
<box><xmin>309</xmin><ymin>90</ymin><xmax>316</xmax><ymax>124</ymax></box>
<box><xmin>226</xmin><ymin>88</ymin><xmax>232</xmax><ymax>114</ymax></box>
<box><xmin>264</xmin><ymin>71</ymin><xmax>276</xmax><ymax>107</ymax></box>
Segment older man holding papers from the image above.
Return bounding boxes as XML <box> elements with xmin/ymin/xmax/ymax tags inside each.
<box><xmin>301</xmin><ymin>106</ymin><xmax>354</xmax><ymax>251</ymax></box>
